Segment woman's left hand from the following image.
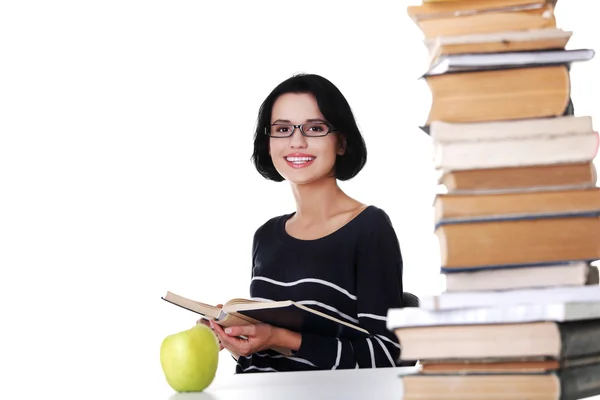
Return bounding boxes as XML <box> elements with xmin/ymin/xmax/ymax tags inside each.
<box><xmin>210</xmin><ymin>321</ymin><xmax>277</xmax><ymax>357</ymax></box>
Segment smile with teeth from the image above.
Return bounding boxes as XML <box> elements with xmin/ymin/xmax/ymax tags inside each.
<box><xmin>285</xmin><ymin>156</ymin><xmax>315</xmax><ymax>164</ymax></box>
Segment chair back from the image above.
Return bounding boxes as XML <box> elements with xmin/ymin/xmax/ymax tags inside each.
<box><xmin>402</xmin><ymin>292</ymin><xmax>419</xmax><ymax>308</ymax></box>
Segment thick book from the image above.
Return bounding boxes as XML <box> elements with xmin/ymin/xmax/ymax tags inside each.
<box><xmin>424</xmin><ymin>65</ymin><xmax>572</xmax><ymax>125</ymax></box>
<box><xmin>162</xmin><ymin>291</ymin><xmax>369</xmax><ymax>339</ymax></box>
<box><xmin>407</xmin><ymin>0</ymin><xmax>556</xmax><ymax>23</ymax></box>
<box><xmin>438</xmin><ymin>162</ymin><xmax>597</xmax><ymax>194</ymax></box>
<box><xmin>419</xmin><ymin>98</ymin><xmax>575</xmax><ymax>135</ymax></box>
<box><xmin>389</xmin><ymin>318</ymin><xmax>600</xmax><ymax>361</ymax></box>
<box><xmin>407</xmin><ymin>0</ymin><xmax>557</xmax><ymax>39</ymax></box>
<box><xmin>402</xmin><ymin>363</ymin><xmax>600</xmax><ymax>400</ymax></box>
<box><xmin>434</xmin><ymin>211</ymin><xmax>600</xmax><ymax>272</ymax></box>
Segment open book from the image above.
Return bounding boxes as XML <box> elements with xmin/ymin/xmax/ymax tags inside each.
<box><xmin>162</xmin><ymin>291</ymin><xmax>369</xmax><ymax>346</ymax></box>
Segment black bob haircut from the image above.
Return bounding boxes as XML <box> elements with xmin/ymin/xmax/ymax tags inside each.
<box><xmin>251</xmin><ymin>73</ymin><xmax>367</xmax><ymax>182</ymax></box>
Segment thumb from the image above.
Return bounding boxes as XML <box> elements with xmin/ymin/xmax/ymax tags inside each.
<box><xmin>224</xmin><ymin>324</ymin><xmax>256</xmax><ymax>337</ymax></box>
<box><xmin>216</xmin><ymin>304</ymin><xmax>223</xmax><ymax>309</ymax></box>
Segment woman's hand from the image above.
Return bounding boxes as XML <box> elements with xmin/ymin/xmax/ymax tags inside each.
<box><xmin>210</xmin><ymin>321</ymin><xmax>302</xmax><ymax>357</ymax></box>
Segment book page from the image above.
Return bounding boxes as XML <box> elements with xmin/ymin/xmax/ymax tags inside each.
<box><xmin>162</xmin><ymin>291</ymin><xmax>221</xmax><ymax>319</ymax></box>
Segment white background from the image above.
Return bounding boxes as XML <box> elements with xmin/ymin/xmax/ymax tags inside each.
<box><xmin>1</xmin><ymin>1</ymin><xmax>598</xmax><ymax>399</ymax></box>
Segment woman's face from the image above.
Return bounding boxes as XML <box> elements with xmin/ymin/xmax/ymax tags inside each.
<box><xmin>269</xmin><ymin>93</ymin><xmax>344</xmax><ymax>185</ymax></box>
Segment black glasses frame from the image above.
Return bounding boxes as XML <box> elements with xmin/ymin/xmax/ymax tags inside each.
<box><xmin>265</xmin><ymin>123</ymin><xmax>337</xmax><ymax>138</ymax></box>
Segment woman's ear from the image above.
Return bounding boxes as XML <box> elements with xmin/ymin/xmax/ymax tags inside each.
<box><xmin>337</xmin><ymin>135</ymin><xmax>347</xmax><ymax>156</ymax></box>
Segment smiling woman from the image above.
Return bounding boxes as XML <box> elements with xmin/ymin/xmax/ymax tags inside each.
<box><xmin>203</xmin><ymin>74</ymin><xmax>405</xmax><ymax>373</ymax></box>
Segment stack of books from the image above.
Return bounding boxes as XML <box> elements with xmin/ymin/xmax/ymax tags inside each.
<box><xmin>388</xmin><ymin>0</ymin><xmax>600</xmax><ymax>398</ymax></box>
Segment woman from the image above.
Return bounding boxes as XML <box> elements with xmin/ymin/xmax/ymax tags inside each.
<box><xmin>207</xmin><ymin>73</ymin><xmax>404</xmax><ymax>373</ymax></box>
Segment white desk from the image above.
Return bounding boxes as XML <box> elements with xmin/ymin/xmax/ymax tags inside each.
<box><xmin>168</xmin><ymin>366</ymin><xmax>419</xmax><ymax>400</ymax></box>
<box><xmin>167</xmin><ymin>366</ymin><xmax>600</xmax><ymax>400</ymax></box>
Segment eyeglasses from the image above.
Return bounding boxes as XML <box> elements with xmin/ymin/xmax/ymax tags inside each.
<box><xmin>266</xmin><ymin>123</ymin><xmax>337</xmax><ymax>138</ymax></box>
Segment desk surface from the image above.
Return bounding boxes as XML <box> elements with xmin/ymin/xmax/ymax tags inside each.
<box><xmin>168</xmin><ymin>366</ymin><xmax>418</xmax><ymax>400</ymax></box>
<box><xmin>166</xmin><ymin>366</ymin><xmax>600</xmax><ymax>400</ymax></box>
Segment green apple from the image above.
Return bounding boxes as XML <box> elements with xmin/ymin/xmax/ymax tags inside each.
<box><xmin>160</xmin><ymin>324</ymin><xmax>220</xmax><ymax>392</ymax></box>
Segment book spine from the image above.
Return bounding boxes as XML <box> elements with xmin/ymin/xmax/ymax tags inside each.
<box><xmin>559</xmin><ymin>363</ymin><xmax>600</xmax><ymax>400</ymax></box>
<box><xmin>559</xmin><ymin>319</ymin><xmax>600</xmax><ymax>359</ymax></box>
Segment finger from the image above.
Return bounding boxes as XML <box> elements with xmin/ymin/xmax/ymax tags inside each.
<box><xmin>197</xmin><ymin>319</ymin><xmax>211</xmax><ymax>327</ymax></box>
<box><xmin>223</xmin><ymin>324</ymin><xmax>256</xmax><ymax>337</ymax></box>
<box><xmin>220</xmin><ymin>336</ymin><xmax>249</xmax><ymax>356</ymax></box>
<box><xmin>214</xmin><ymin>331</ymin><xmax>225</xmax><ymax>351</ymax></box>
<box><xmin>210</xmin><ymin>320</ymin><xmax>225</xmax><ymax>335</ymax></box>
<box><xmin>211</xmin><ymin>321</ymin><xmax>238</xmax><ymax>342</ymax></box>
<box><xmin>216</xmin><ymin>304</ymin><xmax>223</xmax><ymax>309</ymax></box>
<box><xmin>217</xmin><ymin>333</ymin><xmax>239</xmax><ymax>351</ymax></box>
<box><xmin>207</xmin><ymin>322</ymin><xmax>225</xmax><ymax>351</ymax></box>
<box><xmin>221</xmin><ymin>334</ymin><xmax>253</xmax><ymax>357</ymax></box>
<box><xmin>212</xmin><ymin>323</ymin><xmax>249</xmax><ymax>352</ymax></box>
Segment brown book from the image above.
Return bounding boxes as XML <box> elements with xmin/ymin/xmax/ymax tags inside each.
<box><xmin>439</xmin><ymin>162</ymin><xmax>597</xmax><ymax>193</ymax></box>
<box><xmin>417</xmin><ymin>6</ymin><xmax>556</xmax><ymax>38</ymax></box>
<box><xmin>425</xmin><ymin>65</ymin><xmax>570</xmax><ymax>125</ymax></box>
<box><xmin>434</xmin><ymin>188</ymin><xmax>600</xmax><ymax>224</ymax></box>
<box><xmin>435</xmin><ymin>214</ymin><xmax>600</xmax><ymax>270</ymax></box>
<box><xmin>407</xmin><ymin>0</ymin><xmax>556</xmax><ymax>23</ymax></box>
<box><xmin>403</xmin><ymin>364</ymin><xmax>600</xmax><ymax>400</ymax></box>
<box><xmin>392</xmin><ymin>320</ymin><xmax>600</xmax><ymax>361</ymax></box>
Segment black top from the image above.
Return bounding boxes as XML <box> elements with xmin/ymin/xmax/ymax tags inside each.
<box><xmin>235</xmin><ymin>205</ymin><xmax>404</xmax><ymax>373</ymax></box>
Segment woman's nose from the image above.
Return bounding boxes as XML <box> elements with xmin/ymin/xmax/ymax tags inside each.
<box><xmin>289</xmin><ymin>127</ymin><xmax>308</xmax><ymax>148</ymax></box>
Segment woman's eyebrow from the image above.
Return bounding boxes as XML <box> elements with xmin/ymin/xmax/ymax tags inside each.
<box><xmin>271</xmin><ymin>118</ymin><xmax>327</xmax><ymax>124</ymax></box>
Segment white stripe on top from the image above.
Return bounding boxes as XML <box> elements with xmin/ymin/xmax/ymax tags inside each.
<box><xmin>252</xmin><ymin>276</ymin><xmax>357</xmax><ymax>300</ymax></box>
<box><xmin>250</xmin><ymin>297</ymin><xmax>274</xmax><ymax>302</ymax></box>
<box><xmin>296</xmin><ymin>300</ymin><xmax>359</xmax><ymax>324</ymax></box>
<box><xmin>357</xmin><ymin>313</ymin><xmax>387</xmax><ymax>321</ymax></box>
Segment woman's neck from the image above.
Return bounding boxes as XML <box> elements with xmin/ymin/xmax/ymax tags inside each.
<box><xmin>289</xmin><ymin>177</ymin><xmax>348</xmax><ymax>222</ymax></box>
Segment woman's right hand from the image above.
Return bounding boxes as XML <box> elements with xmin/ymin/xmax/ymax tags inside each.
<box><xmin>196</xmin><ymin>304</ymin><xmax>224</xmax><ymax>351</ymax></box>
